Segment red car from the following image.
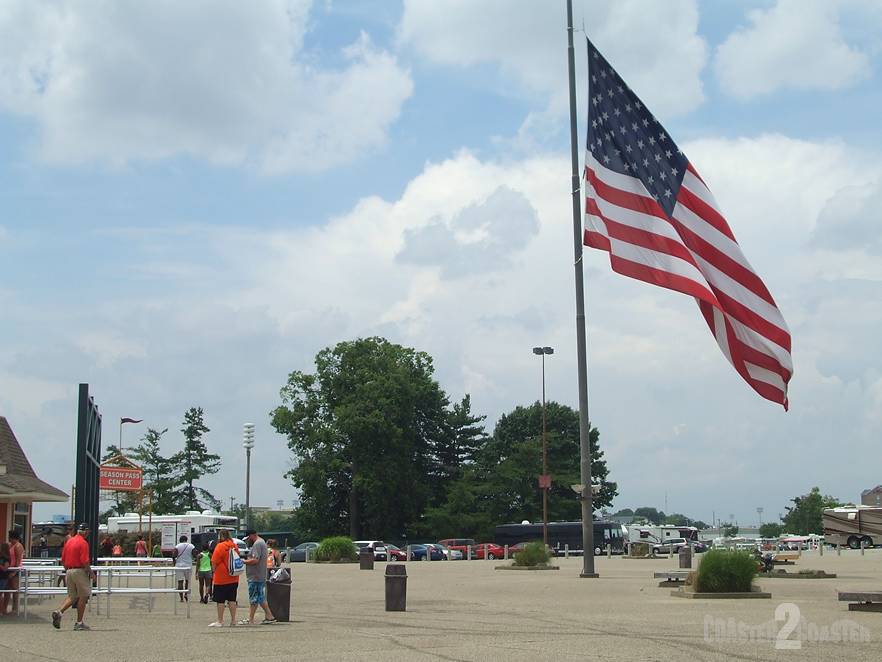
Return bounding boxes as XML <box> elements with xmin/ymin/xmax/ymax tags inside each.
<box><xmin>385</xmin><ymin>544</ymin><xmax>407</xmax><ymax>561</ymax></box>
<box><xmin>438</xmin><ymin>538</ymin><xmax>504</xmax><ymax>560</ymax></box>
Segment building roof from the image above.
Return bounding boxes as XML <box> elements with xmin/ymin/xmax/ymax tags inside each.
<box><xmin>0</xmin><ymin>416</ymin><xmax>68</xmax><ymax>502</ymax></box>
<box><xmin>861</xmin><ymin>485</ymin><xmax>882</xmax><ymax>496</ymax></box>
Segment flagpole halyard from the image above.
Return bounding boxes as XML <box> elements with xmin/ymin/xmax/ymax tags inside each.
<box><xmin>566</xmin><ymin>0</ymin><xmax>597</xmax><ymax>578</ymax></box>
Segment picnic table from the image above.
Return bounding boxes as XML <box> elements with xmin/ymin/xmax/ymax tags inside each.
<box><xmin>838</xmin><ymin>591</ymin><xmax>882</xmax><ymax>612</ymax></box>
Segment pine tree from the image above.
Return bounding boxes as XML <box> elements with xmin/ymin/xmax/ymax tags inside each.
<box><xmin>129</xmin><ymin>428</ymin><xmax>177</xmax><ymax>515</ymax></box>
<box><xmin>171</xmin><ymin>407</ymin><xmax>221</xmax><ymax>511</ymax></box>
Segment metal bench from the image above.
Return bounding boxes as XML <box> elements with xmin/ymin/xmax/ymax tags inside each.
<box><xmin>653</xmin><ymin>570</ymin><xmax>689</xmax><ymax>586</ymax></box>
<box><xmin>838</xmin><ymin>591</ymin><xmax>882</xmax><ymax>612</ymax></box>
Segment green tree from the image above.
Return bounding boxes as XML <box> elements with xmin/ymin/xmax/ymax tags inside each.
<box><xmin>171</xmin><ymin>408</ymin><xmax>221</xmax><ymax>512</ymax></box>
<box><xmin>781</xmin><ymin>487</ymin><xmax>841</xmax><ymax>535</ymax></box>
<box><xmin>129</xmin><ymin>428</ymin><xmax>178</xmax><ymax>515</ymax></box>
<box><xmin>612</xmin><ymin>508</ymin><xmax>634</xmax><ymax>517</ymax></box>
<box><xmin>472</xmin><ymin>401</ymin><xmax>617</xmax><ymax>525</ymax></box>
<box><xmin>759</xmin><ymin>522</ymin><xmax>784</xmax><ymax>539</ymax></box>
<box><xmin>722</xmin><ymin>523</ymin><xmax>739</xmax><ymax>537</ymax></box>
<box><xmin>271</xmin><ymin>337</ymin><xmax>451</xmax><ymax>540</ymax></box>
<box><xmin>427</xmin><ymin>394</ymin><xmax>488</xmax><ymax>504</ymax></box>
<box><xmin>634</xmin><ymin>507</ymin><xmax>666</xmax><ymax>525</ymax></box>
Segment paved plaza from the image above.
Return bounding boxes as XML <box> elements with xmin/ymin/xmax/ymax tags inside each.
<box><xmin>2</xmin><ymin>550</ymin><xmax>881</xmax><ymax>661</ymax></box>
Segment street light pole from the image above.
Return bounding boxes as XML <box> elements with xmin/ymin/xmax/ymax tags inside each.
<box><xmin>243</xmin><ymin>423</ymin><xmax>255</xmax><ymax>530</ymax></box>
<box><xmin>533</xmin><ymin>346</ymin><xmax>554</xmax><ymax>546</ymax></box>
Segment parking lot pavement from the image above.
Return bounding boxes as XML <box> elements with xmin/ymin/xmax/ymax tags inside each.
<box><xmin>2</xmin><ymin>550</ymin><xmax>881</xmax><ymax>661</ymax></box>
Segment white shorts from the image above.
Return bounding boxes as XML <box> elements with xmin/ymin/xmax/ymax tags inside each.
<box><xmin>175</xmin><ymin>567</ymin><xmax>192</xmax><ymax>580</ymax></box>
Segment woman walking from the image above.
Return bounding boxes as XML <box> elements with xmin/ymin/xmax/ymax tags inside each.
<box><xmin>196</xmin><ymin>544</ymin><xmax>213</xmax><ymax>604</ymax></box>
<box><xmin>208</xmin><ymin>530</ymin><xmax>239</xmax><ymax>627</ymax></box>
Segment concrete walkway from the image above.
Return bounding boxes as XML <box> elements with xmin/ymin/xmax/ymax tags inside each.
<box><xmin>1</xmin><ymin>549</ymin><xmax>880</xmax><ymax>661</ymax></box>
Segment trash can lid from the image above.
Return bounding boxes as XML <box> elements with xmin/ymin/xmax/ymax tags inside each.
<box><xmin>385</xmin><ymin>564</ymin><xmax>407</xmax><ymax>576</ymax></box>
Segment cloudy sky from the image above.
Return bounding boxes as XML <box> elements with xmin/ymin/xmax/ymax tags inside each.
<box><xmin>2</xmin><ymin>0</ymin><xmax>881</xmax><ymax>528</ymax></box>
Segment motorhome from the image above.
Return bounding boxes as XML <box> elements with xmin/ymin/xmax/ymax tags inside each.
<box><xmin>823</xmin><ymin>506</ymin><xmax>882</xmax><ymax>549</ymax></box>
<box><xmin>106</xmin><ymin>510</ymin><xmax>239</xmax><ymax>551</ymax></box>
<box><xmin>625</xmin><ymin>524</ymin><xmax>699</xmax><ymax>545</ymax></box>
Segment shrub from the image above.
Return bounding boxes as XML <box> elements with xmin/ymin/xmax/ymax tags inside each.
<box><xmin>316</xmin><ymin>536</ymin><xmax>357</xmax><ymax>563</ymax></box>
<box><xmin>512</xmin><ymin>541</ymin><xmax>551</xmax><ymax>567</ymax></box>
<box><xmin>696</xmin><ymin>549</ymin><xmax>757</xmax><ymax>593</ymax></box>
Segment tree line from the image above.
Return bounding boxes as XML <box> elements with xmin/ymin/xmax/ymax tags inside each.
<box><xmin>271</xmin><ymin>336</ymin><xmax>617</xmax><ymax>542</ymax></box>
<box><xmin>101</xmin><ymin>406</ymin><xmax>221</xmax><ymax>520</ymax></box>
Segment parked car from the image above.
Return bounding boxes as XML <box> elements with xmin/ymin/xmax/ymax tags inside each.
<box><xmin>438</xmin><ymin>538</ymin><xmax>476</xmax><ymax>558</ymax></box>
<box><xmin>206</xmin><ymin>536</ymin><xmax>249</xmax><ymax>559</ymax></box>
<box><xmin>653</xmin><ymin>537</ymin><xmax>689</xmax><ymax>554</ymax></box>
<box><xmin>385</xmin><ymin>544</ymin><xmax>407</xmax><ymax>561</ymax></box>
<box><xmin>692</xmin><ymin>541</ymin><xmax>708</xmax><ymax>553</ymax></box>
<box><xmin>409</xmin><ymin>544</ymin><xmax>444</xmax><ymax>561</ymax></box>
<box><xmin>289</xmin><ymin>541</ymin><xmax>320</xmax><ymax>562</ymax></box>
<box><xmin>431</xmin><ymin>543</ymin><xmax>463</xmax><ymax>560</ymax></box>
<box><xmin>471</xmin><ymin>543</ymin><xmax>505</xmax><ymax>560</ymax></box>
<box><xmin>354</xmin><ymin>540</ymin><xmax>388</xmax><ymax>561</ymax></box>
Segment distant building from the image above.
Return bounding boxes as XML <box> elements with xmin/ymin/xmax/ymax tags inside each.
<box><xmin>0</xmin><ymin>416</ymin><xmax>68</xmax><ymax>549</ymax></box>
<box><xmin>861</xmin><ymin>486</ymin><xmax>882</xmax><ymax>507</ymax></box>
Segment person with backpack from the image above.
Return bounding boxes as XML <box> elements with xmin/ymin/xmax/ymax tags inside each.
<box><xmin>208</xmin><ymin>529</ymin><xmax>240</xmax><ymax>627</ymax></box>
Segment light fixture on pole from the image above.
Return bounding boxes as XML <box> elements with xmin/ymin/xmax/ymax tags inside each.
<box><xmin>243</xmin><ymin>423</ymin><xmax>255</xmax><ymax>530</ymax></box>
<box><xmin>532</xmin><ymin>346</ymin><xmax>554</xmax><ymax>545</ymax></box>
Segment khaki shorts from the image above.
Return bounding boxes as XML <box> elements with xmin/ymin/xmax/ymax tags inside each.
<box><xmin>66</xmin><ymin>568</ymin><xmax>92</xmax><ymax>601</ymax></box>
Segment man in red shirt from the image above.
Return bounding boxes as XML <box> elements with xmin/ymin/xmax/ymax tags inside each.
<box><xmin>52</xmin><ymin>523</ymin><xmax>95</xmax><ymax>631</ymax></box>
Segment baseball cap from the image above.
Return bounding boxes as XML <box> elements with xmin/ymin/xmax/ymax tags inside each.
<box><xmin>77</xmin><ymin>522</ymin><xmax>90</xmax><ymax>531</ymax></box>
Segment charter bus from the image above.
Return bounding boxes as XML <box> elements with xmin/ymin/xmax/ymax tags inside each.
<box><xmin>494</xmin><ymin>520</ymin><xmax>627</xmax><ymax>555</ymax></box>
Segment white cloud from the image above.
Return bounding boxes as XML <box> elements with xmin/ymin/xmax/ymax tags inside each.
<box><xmin>398</xmin><ymin>0</ymin><xmax>708</xmax><ymax>117</ymax></box>
<box><xmin>9</xmin><ymin>135</ymin><xmax>882</xmax><ymax>523</ymax></box>
<box><xmin>0</xmin><ymin>1</ymin><xmax>412</xmax><ymax>172</ymax></box>
<box><xmin>715</xmin><ymin>0</ymin><xmax>872</xmax><ymax>99</ymax></box>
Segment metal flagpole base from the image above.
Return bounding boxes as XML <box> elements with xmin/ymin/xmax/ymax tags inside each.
<box><xmin>579</xmin><ymin>573</ymin><xmax>600</xmax><ymax>578</ymax></box>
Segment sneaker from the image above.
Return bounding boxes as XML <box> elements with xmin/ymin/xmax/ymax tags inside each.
<box><xmin>51</xmin><ymin>610</ymin><xmax>61</xmax><ymax>629</ymax></box>
<box><xmin>237</xmin><ymin>618</ymin><xmax>252</xmax><ymax>625</ymax></box>
<box><xmin>261</xmin><ymin>618</ymin><xmax>277</xmax><ymax>624</ymax></box>
<box><xmin>208</xmin><ymin>621</ymin><xmax>225</xmax><ymax>628</ymax></box>
<box><xmin>73</xmin><ymin>622</ymin><xmax>90</xmax><ymax>631</ymax></box>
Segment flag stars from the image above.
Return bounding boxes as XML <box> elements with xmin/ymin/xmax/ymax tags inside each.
<box><xmin>648</xmin><ymin>136</ymin><xmax>656</xmax><ymax>146</ymax></box>
<box><xmin>664</xmin><ymin>188</ymin><xmax>672</xmax><ymax>198</ymax></box>
<box><xmin>659</xmin><ymin>133</ymin><xmax>667</xmax><ymax>142</ymax></box>
<box><xmin>637</xmin><ymin>140</ymin><xmax>644</xmax><ymax>149</ymax></box>
<box><xmin>671</xmin><ymin>167</ymin><xmax>679</xmax><ymax>176</ymax></box>
<box><xmin>665</xmin><ymin>149</ymin><xmax>672</xmax><ymax>158</ymax></box>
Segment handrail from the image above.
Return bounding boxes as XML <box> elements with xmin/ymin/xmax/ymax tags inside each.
<box><xmin>7</xmin><ymin>564</ymin><xmax>192</xmax><ymax>621</ymax></box>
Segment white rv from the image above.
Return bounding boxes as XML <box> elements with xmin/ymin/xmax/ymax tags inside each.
<box><xmin>107</xmin><ymin>510</ymin><xmax>238</xmax><ymax>543</ymax></box>
<box><xmin>823</xmin><ymin>506</ymin><xmax>882</xmax><ymax>549</ymax></box>
<box><xmin>625</xmin><ymin>524</ymin><xmax>699</xmax><ymax>545</ymax></box>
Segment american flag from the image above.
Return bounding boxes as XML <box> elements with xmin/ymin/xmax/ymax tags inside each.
<box><xmin>582</xmin><ymin>39</ymin><xmax>793</xmax><ymax>409</ymax></box>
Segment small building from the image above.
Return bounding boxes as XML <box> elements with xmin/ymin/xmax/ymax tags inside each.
<box><xmin>0</xmin><ymin>416</ymin><xmax>68</xmax><ymax>549</ymax></box>
<box><xmin>861</xmin><ymin>485</ymin><xmax>882</xmax><ymax>507</ymax></box>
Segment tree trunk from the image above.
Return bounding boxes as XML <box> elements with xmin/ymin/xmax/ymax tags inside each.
<box><xmin>349</xmin><ymin>472</ymin><xmax>360</xmax><ymax>539</ymax></box>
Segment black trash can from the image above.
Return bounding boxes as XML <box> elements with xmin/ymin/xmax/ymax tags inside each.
<box><xmin>679</xmin><ymin>545</ymin><xmax>693</xmax><ymax>569</ymax></box>
<box><xmin>359</xmin><ymin>547</ymin><xmax>375</xmax><ymax>570</ymax></box>
<box><xmin>385</xmin><ymin>564</ymin><xmax>407</xmax><ymax>612</ymax></box>
<box><xmin>267</xmin><ymin>579</ymin><xmax>292</xmax><ymax>622</ymax></box>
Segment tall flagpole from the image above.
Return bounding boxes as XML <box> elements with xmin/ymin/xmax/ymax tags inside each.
<box><xmin>566</xmin><ymin>0</ymin><xmax>597</xmax><ymax>577</ymax></box>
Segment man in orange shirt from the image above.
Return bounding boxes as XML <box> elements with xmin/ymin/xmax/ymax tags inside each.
<box><xmin>208</xmin><ymin>529</ymin><xmax>239</xmax><ymax>627</ymax></box>
<box><xmin>52</xmin><ymin>523</ymin><xmax>95</xmax><ymax>631</ymax></box>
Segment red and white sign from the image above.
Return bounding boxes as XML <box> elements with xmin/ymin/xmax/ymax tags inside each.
<box><xmin>99</xmin><ymin>466</ymin><xmax>143</xmax><ymax>491</ymax></box>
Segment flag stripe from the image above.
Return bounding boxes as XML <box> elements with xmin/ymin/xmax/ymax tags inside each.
<box><xmin>584</xmin><ymin>38</ymin><xmax>791</xmax><ymax>408</ymax></box>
